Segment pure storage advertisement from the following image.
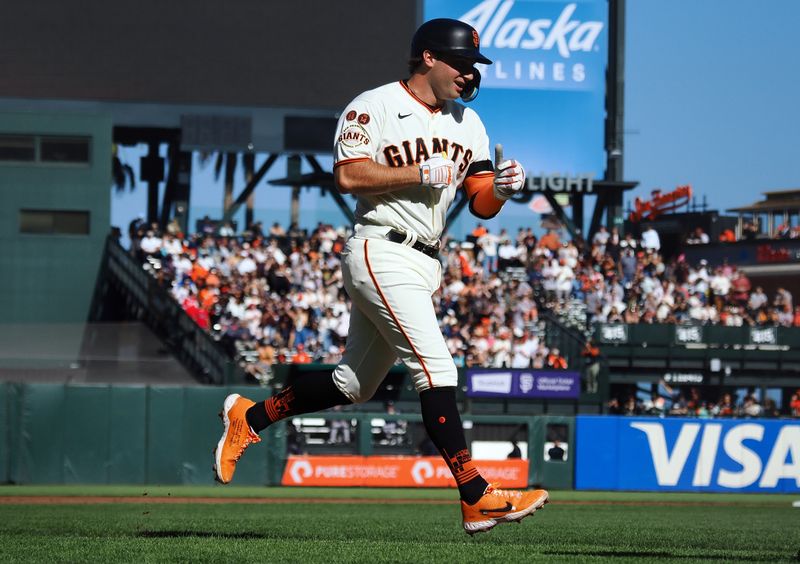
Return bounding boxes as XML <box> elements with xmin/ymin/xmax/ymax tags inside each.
<box><xmin>576</xmin><ymin>416</ymin><xmax>800</xmax><ymax>493</ymax></box>
<box><xmin>424</xmin><ymin>0</ymin><xmax>609</xmax><ymax>179</ymax></box>
<box><xmin>282</xmin><ymin>456</ymin><xmax>529</xmax><ymax>488</ymax></box>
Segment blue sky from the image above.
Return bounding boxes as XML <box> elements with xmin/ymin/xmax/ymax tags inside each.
<box><xmin>112</xmin><ymin>0</ymin><xmax>800</xmax><ymax>240</ymax></box>
<box><xmin>624</xmin><ymin>0</ymin><xmax>799</xmax><ymax>214</ymax></box>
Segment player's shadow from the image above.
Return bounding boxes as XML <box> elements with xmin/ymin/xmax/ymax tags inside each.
<box><xmin>543</xmin><ymin>550</ymin><xmax>770</xmax><ymax>561</ymax></box>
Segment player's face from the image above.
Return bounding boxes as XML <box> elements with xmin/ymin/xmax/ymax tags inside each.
<box><xmin>428</xmin><ymin>52</ymin><xmax>476</xmax><ymax>101</ymax></box>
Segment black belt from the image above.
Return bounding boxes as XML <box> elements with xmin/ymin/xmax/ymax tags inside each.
<box><xmin>386</xmin><ymin>229</ymin><xmax>440</xmax><ymax>259</ymax></box>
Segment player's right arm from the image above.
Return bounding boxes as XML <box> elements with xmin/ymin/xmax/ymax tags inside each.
<box><xmin>334</xmin><ymin>159</ymin><xmax>420</xmax><ymax>196</ymax></box>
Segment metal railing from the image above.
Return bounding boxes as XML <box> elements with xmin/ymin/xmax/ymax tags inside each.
<box><xmin>94</xmin><ymin>236</ymin><xmax>245</xmax><ymax>385</ymax></box>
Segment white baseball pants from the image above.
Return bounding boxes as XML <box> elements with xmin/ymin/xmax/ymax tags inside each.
<box><xmin>332</xmin><ymin>236</ymin><xmax>458</xmax><ymax>402</ymax></box>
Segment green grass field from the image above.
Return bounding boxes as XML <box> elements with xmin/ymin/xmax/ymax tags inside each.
<box><xmin>0</xmin><ymin>486</ymin><xmax>797</xmax><ymax>563</ymax></box>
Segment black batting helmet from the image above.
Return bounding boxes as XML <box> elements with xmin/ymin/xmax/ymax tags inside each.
<box><xmin>411</xmin><ymin>18</ymin><xmax>492</xmax><ymax>65</ymax></box>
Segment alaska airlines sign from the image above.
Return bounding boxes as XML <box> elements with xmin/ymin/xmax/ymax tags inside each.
<box><xmin>576</xmin><ymin>416</ymin><xmax>799</xmax><ymax>492</ymax></box>
<box><xmin>458</xmin><ymin>0</ymin><xmax>608</xmax><ymax>90</ymax></box>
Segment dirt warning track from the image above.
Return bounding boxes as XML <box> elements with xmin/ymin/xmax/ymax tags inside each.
<box><xmin>0</xmin><ymin>496</ymin><xmax>779</xmax><ymax>508</ymax></box>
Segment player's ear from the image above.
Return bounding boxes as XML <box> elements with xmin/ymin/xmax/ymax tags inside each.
<box><xmin>421</xmin><ymin>49</ymin><xmax>436</xmax><ymax>69</ymax></box>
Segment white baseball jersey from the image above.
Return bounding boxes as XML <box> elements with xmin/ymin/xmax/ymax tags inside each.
<box><xmin>333</xmin><ymin>81</ymin><xmax>491</xmax><ymax>243</ymax></box>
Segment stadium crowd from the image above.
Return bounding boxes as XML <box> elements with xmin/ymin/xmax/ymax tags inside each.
<box><xmin>609</xmin><ymin>385</ymin><xmax>800</xmax><ymax>419</ymax></box>
<box><xmin>127</xmin><ymin>217</ymin><xmax>800</xmax><ymax>416</ymax></box>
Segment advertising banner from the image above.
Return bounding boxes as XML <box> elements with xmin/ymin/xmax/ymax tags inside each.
<box><xmin>575</xmin><ymin>416</ymin><xmax>800</xmax><ymax>493</ymax></box>
<box><xmin>466</xmin><ymin>369</ymin><xmax>580</xmax><ymax>399</ymax></box>
<box><xmin>424</xmin><ymin>0</ymin><xmax>608</xmax><ymax>181</ymax></box>
<box><xmin>281</xmin><ymin>456</ymin><xmax>529</xmax><ymax>487</ymax></box>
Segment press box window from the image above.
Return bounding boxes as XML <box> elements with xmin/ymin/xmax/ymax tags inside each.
<box><xmin>40</xmin><ymin>136</ymin><xmax>90</xmax><ymax>163</ymax></box>
<box><xmin>0</xmin><ymin>135</ymin><xmax>36</xmax><ymax>162</ymax></box>
<box><xmin>0</xmin><ymin>134</ymin><xmax>90</xmax><ymax>164</ymax></box>
<box><xmin>20</xmin><ymin>210</ymin><xmax>90</xmax><ymax>235</ymax></box>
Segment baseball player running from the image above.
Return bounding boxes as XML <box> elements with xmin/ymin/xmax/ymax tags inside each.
<box><xmin>215</xmin><ymin>18</ymin><xmax>548</xmax><ymax>535</ymax></box>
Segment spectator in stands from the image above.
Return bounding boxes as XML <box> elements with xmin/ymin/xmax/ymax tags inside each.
<box><xmin>497</xmin><ymin>236</ymin><xmax>521</xmax><ymax>270</ymax></box>
<box><xmin>774</xmin><ymin>287</ymin><xmax>793</xmax><ymax>312</ymax></box>
<box><xmin>749</xmin><ymin>286</ymin><xmax>768</xmax><ymax>312</ymax></box>
<box><xmin>327</xmin><ymin>406</ymin><xmax>351</xmax><ymax>445</ymax></box>
<box><xmin>621</xmin><ymin>396</ymin><xmax>640</xmax><ymax>416</ymax></box>
<box><xmin>640</xmin><ymin>224</ymin><xmax>661</xmax><ymax>252</ymax></box>
<box><xmin>476</xmin><ymin>228</ymin><xmax>499</xmax><ymax>274</ymax></box>
<box><xmin>218</xmin><ymin>222</ymin><xmax>235</xmax><ymax>237</ymax></box>
<box><xmin>546</xmin><ymin>347</ymin><xmax>567</xmax><ymax>370</ymax></box>
<box><xmin>740</xmin><ymin>395</ymin><xmax>762</xmax><ymax>418</ymax></box>
<box><xmin>268</xmin><ymin>222</ymin><xmax>285</xmax><ymax>237</ymax></box>
<box><xmin>742</xmin><ymin>221</ymin><xmax>758</xmax><ymax>240</ymax></box>
<box><xmin>581</xmin><ymin>340</ymin><xmax>601</xmax><ymax>394</ymax></box>
<box><xmin>713</xmin><ymin>393</ymin><xmax>735</xmax><ymax>417</ymax></box>
<box><xmin>547</xmin><ymin>441</ymin><xmax>565</xmax><ymax>461</ymax></box>
<box><xmin>290</xmin><ymin>343</ymin><xmax>311</xmax><ymax>364</ymax></box>
<box><xmin>729</xmin><ymin>269</ymin><xmax>751</xmax><ymax>306</ymax></box>
<box><xmin>643</xmin><ymin>392</ymin><xmax>666</xmax><ymax>416</ymax></box>
<box><xmin>538</xmin><ymin>228</ymin><xmax>561</xmax><ymax>254</ymax></box>
<box><xmin>686</xmin><ymin>227</ymin><xmax>710</xmax><ymax>245</ymax></box>
<box><xmin>668</xmin><ymin>393</ymin><xmax>689</xmax><ymax>416</ymax></box>
<box><xmin>790</xmin><ymin>390</ymin><xmax>800</xmax><ymax>417</ymax></box>
<box><xmin>592</xmin><ymin>225</ymin><xmax>610</xmax><ymax>254</ymax></box>
<box><xmin>761</xmin><ymin>397</ymin><xmax>780</xmax><ymax>418</ymax></box>
<box><xmin>607</xmin><ymin>397</ymin><xmax>621</xmax><ymax>414</ymax></box>
<box><xmin>381</xmin><ymin>402</ymin><xmax>407</xmax><ymax>446</ymax></box>
<box><xmin>139</xmin><ymin>230</ymin><xmax>162</xmax><ymax>259</ymax></box>
<box><xmin>471</xmin><ymin>223</ymin><xmax>487</xmax><ymax>238</ymax></box>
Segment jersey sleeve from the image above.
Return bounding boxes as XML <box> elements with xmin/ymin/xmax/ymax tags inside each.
<box><xmin>333</xmin><ymin>96</ymin><xmax>384</xmax><ymax>168</ymax></box>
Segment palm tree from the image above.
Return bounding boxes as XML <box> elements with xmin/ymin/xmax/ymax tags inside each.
<box><xmin>111</xmin><ymin>143</ymin><xmax>135</xmax><ymax>192</ymax></box>
<box><xmin>199</xmin><ymin>151</ymin><xmax>256</xmax><ymax>229</ymax></box>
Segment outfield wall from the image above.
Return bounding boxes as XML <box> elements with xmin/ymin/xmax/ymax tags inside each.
<box><xmin>0</xmin><ymin>382</ymin><xmax>572</xmax><ymax>488</ymax></box>
<box><xmin>576</xmin><ymin>416</ymin><xmax>799</xmax><ymax>493</ymax></box>
<box><xmin>0</xmin><ymin>383</ymin><xmax>286</xmax><ymax>486</ymax></box>
<box><xmin>1</xmin><ymin>383</ymin><xmax>797</xmax><ymax>492</ymax></box>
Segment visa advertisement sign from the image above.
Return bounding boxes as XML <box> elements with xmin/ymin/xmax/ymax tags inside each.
<box><xmin>576</xmin><ymin>416</ymin><xmax>800</xmax><ymax>493</ymax></box>
<box><xmin>424</xmin><ymin>0</ymin><xmax>608</xmax><ymax>185</ymax></box>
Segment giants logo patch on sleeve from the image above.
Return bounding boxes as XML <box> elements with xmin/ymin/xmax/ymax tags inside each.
<box><xmin>338</xmin><ymin>123</ymin><xmax>371</xmax><ymax>148</ymax></box>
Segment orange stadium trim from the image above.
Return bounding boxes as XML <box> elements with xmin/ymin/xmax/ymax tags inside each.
<box><xmin>364</xmin><ymin>239</ymin><xmax>434</xmax><ymax>388</ymax></box>
<box><xmin>399</xmin><ymin>81</ymin><xmax>441</xmax><ymax>114</ymax></box>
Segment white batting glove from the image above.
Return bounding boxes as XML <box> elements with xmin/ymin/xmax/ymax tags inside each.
<box><xmin>419</xmin><ymin>153</ymin><xmax>455</xmax><ymax>189</ymax></box>
<box><xmin>493</xmin><ymin>159</ymin><xmax>526</xmax><ymax>200</ymax></box>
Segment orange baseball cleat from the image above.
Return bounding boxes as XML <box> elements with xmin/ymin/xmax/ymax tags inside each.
<box><xmin>461</xmin><ymin>485</ymin><xmax>549</xmax><ymax>535</ymax></box>
<box><xmin>213</xmin><ymin>394</ymin><xmax>261</xmax><ymax>484</ymax></box>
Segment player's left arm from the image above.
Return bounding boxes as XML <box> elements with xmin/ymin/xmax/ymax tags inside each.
<box><xmin>463</xmin><ymin>160</ymin><xmax>526</xmax><ymax>219</ymax></box>
<box><xmin>463</xmin><ymin>162</ymin><xmax>502</xmax><ymax>219</ymax></box>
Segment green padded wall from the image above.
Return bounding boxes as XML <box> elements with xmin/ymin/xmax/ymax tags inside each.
<box><xmin>109</xmin><ymin>386</ymin><xmax>147</xmax><ymax>483</ymax></box>
<box><xmin>0</xmin><ymin>384</ymin><xmax>8</xmax><ymax>483</ymax></box>
<box><xmin>15</xmin><ymin>383</ymin><xmax>67</xmax><ymax>483</ymax></box>
<box><xmin>63</xmin><ymin>385</ymin><xmax>110</xmax><ymax>483</ymax></box>
<box><xmin>5</xmin><ymin>383</ymin><xmax>281</xmax><ymax>485</ymax></box>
